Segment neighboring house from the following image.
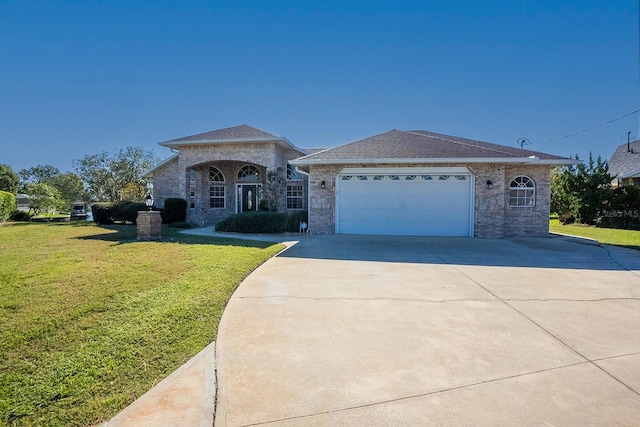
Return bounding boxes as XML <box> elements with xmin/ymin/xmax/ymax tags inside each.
<box><xmin>146</xmin><ymin>125</ymin><xmax>575</xmax><ymax>238</ymax></box>
<box><xmin>16</xmin><ymin>193</ymin><xmax>30</xmax><ymax>212</ymax></box>
<box><xmin>608</xmin><ymin>139</ymin><xmax>640</xmax><ymax>188</ymax></box>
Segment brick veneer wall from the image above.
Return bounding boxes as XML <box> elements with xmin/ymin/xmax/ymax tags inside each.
<box><xmin>151</xmin><ymin>142</ymin><xmax>307</xmax><ymax>225</ymax></box>
<box><xmin>151</xmin><ymin>158</ymin><xmax>180</xmax><ymax>208</ymax></box>
<box><xmin>307</xmin><ymin>163</ymin><xmax>552</xmax><ymax>238</ymax></box>
<box><xmin>503</xmin><ymin>165</ymin><xmax>551</xmax><ymax>237</ymax></box>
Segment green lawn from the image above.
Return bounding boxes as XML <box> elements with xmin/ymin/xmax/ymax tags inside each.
<box><xmin>0</xmin><ymin>222</ymin><xmax>283</xmax><ymax>426</ymax></box>
<box><xmin>549</xmin><ymin>219</ymin><xmax>640</xmax><ymax>249</ymax></box>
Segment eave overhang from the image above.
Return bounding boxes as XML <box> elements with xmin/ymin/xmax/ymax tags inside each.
<box><xmin>290</xmin><ymin>156</ymin><xmax>578</xmax><ymax>172</ymax></box>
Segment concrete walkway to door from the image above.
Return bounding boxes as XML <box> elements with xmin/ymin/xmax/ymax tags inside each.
<box><xmin>215</xmin><ymin>235</ymin><xmax>640</xmax><ymax>426</ymax></box>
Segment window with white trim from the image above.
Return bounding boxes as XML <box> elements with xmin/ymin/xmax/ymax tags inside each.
<box><xmin>209</xmin><ymin>167</ymin><xmax>225</xmax><ymax>208</ymax></box>
<box><xmin>237</xmin><ymin>165</ymin><xmax>260</xmax><ymax>182</ymax></box>
<box><xmin>188</xmin><ymin>170</ymin><xmax>196</xmax><ymax>209</ymax></box>
<box><xmin>509</xmin><ymin>176</ymin><xmax>535</xmax><ymax>207</ymax></box>
<box><xmin>286</xmin><ymin>184</ymin><xmax>303</xmax><ymax>210</ymax></box>
<box><xmin>287</xmin><ymin>164</ymin><xmax>302</xmax><ymax>181</ymax></box>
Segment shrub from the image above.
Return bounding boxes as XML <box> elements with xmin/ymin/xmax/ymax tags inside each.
<box><xmin>112</xmin><ymin>201</ymin><xmax>147</xmax><ymax>224</ymax></box>
<box><xmin>287</xmin><ymin>210</ymin><xmax>309</xmax><ymax>232</ymax></box>
<box><xmin>91</xmin><ymin>203</ymin><xmax>114</xmax><ymax>225</ymax></box>
<box><xmin>595</xmin><ymin>185</ymin><xmax>640</xmax><ymax>230</ymax></box>
<box><xmin>215</xmin><ymin>211</ymin><xmax>310</xmax><ymax>234</ymax></box>
<box><xmin>9</xmin><ymin>210</ymin><xmax>32</xmax><ymax>222</ymax></box>
<box><xmin>163</xmin><ymin>198</ymin><xmax>187</xmax><ymax>224</ymax></box>
<box><xmin>216</xmin><ymin>212</ymin><xmax>288</xmax><ymax>234</ymax></box>
<box><xmin>0</xmin><ymin>191</ymin><xmax>17</xmax><ymax>222</ymax></box>
<box><xmin>559</xmin><ymin>212</ymin><xmax>575</xmax><ymax>225</ymax></box>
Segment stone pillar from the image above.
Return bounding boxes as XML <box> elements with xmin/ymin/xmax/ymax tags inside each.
<box><xmin>137</xmin><ymin>211</ymin><xmax>162</xmax><ymax>241</ymax></box>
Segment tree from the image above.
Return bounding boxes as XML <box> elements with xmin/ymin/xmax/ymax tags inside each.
<box><xmin>552</xmin><ymin>153</ymin><xmax>613</xmax><ymax>224</ymax></box>
<box><xmin>550</xmin><ymin>167</ymin><xmax>572</xmax><ymax>217</ymax></box>
<box><xmin>0</xmin><ymin>165</ymin><xmax>20</xmax><ymax>194</ymax></box>
<box><xmin>73</xmin><ymin>147</ymin><xmax>158</xmax><ymax>202</ymax></box>
<box><xmin>261</xmin><ymin>169</ymin><xmax>286</xmax><ymax>212</ymax></box>
<box><xmin>18</xmin><ymin>165</ymin><xmax>60</xmax><ymax>188</ymax></box>
<box><xmin>47</xmin><ymin>173</ymin><xmax>87</xmax><ymax>210</ymax></box>
<box><xmin>23</xmin><ymin>182</ymin><xmax>63</xmax><ymax>215</ymax></box>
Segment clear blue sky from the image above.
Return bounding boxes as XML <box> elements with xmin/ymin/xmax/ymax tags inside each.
<box><xmin>1</xmin><ymin>1</ymin><xmax>638</xmax><ymax>173</ymax></box>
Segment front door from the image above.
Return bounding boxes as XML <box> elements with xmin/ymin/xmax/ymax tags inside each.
<box><xmin>237</xmin><ymin>184</ymin><xmax>259</xmax><ymax>213</ymax></box>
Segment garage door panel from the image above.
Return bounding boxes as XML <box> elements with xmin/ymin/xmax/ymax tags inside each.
<box><xmin>337</xmin><ymin>171</ymin><xmax>472</xmax><ymax>236</ymax></box>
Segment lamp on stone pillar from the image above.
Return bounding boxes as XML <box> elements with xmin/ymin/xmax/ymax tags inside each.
<box><xmin>138</xmin><ymin>194</ymin><xmax>161</xmax><ymax>241</ymax></box>
<box><xmin>145</xmin><ymin>194</ymin><xmax>154</xmax><ymax>210</ymax></box>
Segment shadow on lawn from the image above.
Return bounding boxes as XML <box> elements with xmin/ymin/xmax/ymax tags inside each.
<box><xmin>74</xmin><ymin>223</ymin><xmax>277</xmax><ymax>249</ymax></box>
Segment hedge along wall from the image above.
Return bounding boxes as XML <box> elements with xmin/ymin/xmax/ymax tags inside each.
<box><xmin>0</xmin><ymin>191</ymin><xmax>16</xmax><ymax>221</ymax></box>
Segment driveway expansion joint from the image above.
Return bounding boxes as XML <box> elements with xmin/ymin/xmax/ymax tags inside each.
<box><xmin>237</xmin><ymin>361</ymin><xmax>596</xmax><ymax>427</ymax></box>
<box><xmin>235</xmin><ymin>295</ymin><xmax>497</xmax><ymax>303</ymax></box>
<box><xmin>504</xmin><ymin>297</ymin><xmax>640</xmax><ymax>302</ymax></box>
<box><xmin>413</xmin><ymin>240</ymin><xmax>640</xmax><ymax>398</ymax></box>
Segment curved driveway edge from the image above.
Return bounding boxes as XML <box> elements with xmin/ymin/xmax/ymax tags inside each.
<box><xmin>215</xmin><ymin>235</ymin><xmax>640</xmax><ymax>426</ymax></box>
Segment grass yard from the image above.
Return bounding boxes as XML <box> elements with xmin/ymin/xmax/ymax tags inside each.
<box><xmin>549</xmin><ymin>218</ymin><xmax>640</xmax><ymax>249</ymax></box>
<box><xmin>0</xmin><ymin>222</ymin><xmax>283</xmax><ymax>426</ymax></box>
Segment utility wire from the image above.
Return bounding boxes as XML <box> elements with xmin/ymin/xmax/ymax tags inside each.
<box><xmin>526</xmin><ymin>109</ymin><xmax>640</xmax><ymax>145</ymax></box>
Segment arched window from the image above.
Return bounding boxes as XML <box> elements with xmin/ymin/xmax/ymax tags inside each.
<box><xmin>209</xmin><ymin>167</ymin><xmax>225</xmax><ymax>208</ymax></box>
<box><xmin>237</xmin><ymin>165</ymin><xmax>260</xmax><ymax>182</ymax></box>
<box><xmin>509</xmin><ymin>176</ymin><xmax>535</xmax><ymax>207</ymax></box>
<box><xmin>287</xmin><ymin>164</ymin><xmax>302</xmax><ymax>181</ymax></box>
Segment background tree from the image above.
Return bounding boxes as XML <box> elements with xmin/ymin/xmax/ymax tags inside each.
<box><xmin>552</xmin><ymin>153</ymin><xmax>613</xmax><ymax>224</ymax></box>
<box><xmin>73</xmin><ymin>147</ymin><xmax>158</xmax><ymax>202</ymax></box>
<box><xmin>0</xmin><ymin>165</ymin><xmax>20</xmax><ymax>194</ymax></box>
<box><xmin>550</xmin><ymin>168</ymin><xmax>572</xmax><ymax>217</ymax></box>
<box><xmin>47</xmin><ymin>173</ymin><xmax>87</xmax><ymax>209</ymax></box>
<box><xmin>18</xmin><ymin>165</ymin><xmax>60</xmax><ymax>187</ymax></box>
<box><xmin>23</xmin><ymin>183</ymin><xmax>63</xmax><ymax>215</ymax></box>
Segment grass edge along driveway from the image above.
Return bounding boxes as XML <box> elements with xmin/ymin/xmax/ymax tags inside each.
<box><xmin>549</xmin><ymin>218</ymin><xmax>640</xmax><ymax>249</ymax></box>
<box><xmin>0</xmin><ymin>222</ymin><xmax>283</xmax><ymax>427</ymax></box>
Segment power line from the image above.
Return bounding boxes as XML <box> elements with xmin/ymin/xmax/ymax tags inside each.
<box><xmin>521</xmin><ymin>109</ymin><xmax>640</xmax><ymax>146</ymax></box>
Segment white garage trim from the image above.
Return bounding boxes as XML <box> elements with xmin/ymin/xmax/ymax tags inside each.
<box><xmin>335</xmin><ymin>167</ymin><xmax>475</xmax><ymax>237</ymax></box>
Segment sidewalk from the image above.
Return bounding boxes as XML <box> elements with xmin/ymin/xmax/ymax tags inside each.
<box><xmin>100</xmin><ymin>230</ymin><xmax>300</xmax><ymax>427</ymax></box>
<box><xmin>100</xmin><ymin>341</ymin><xmax>216</xmax><ymax>427</ymax></box>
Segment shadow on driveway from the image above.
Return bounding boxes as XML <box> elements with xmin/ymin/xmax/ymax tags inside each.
<box><xmin>277</xmin><ymin>234</ymin><xmax>640</xmax><ymax>271</ymax></box>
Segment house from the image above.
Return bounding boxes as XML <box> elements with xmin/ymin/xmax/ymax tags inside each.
<box><xmin>16</xmin><ymin>193</ymin><xmax>30</xmax><ymax>212</ymax></box>
<box><xmin>143</xmin><ymin>125</ymin><xmax>310</xmax><ymax>226</ymax></box>
<box><xmin>146</xmin><ymin>125</ymin><xmax>575</xmax><ymax>238</ymax></box>
<box><xmin>608</xmin><ymin>139</ymin><xmax>640</xmax><ymax>188</ymax></box>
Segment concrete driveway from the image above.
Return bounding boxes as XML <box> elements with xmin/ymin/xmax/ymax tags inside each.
<box><xmin>215</xmin><ymin>235</ymin><xmax>640</xmax><ymax>426</ymax></box>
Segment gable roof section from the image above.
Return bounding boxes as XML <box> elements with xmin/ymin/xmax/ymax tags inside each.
<box><xmin>141</xmin><ymin>153</ymin><xmax>178</xmax><ymax>178</ymax></box>
<box><xmin>159</xmin><ymin>124</ymin><xmax>306</xmax><ymax>154</ymax></box>
<box><xmin>291</xmin><ymin>129</ymin><xmax>575</xmax><ymax>168</ymax></box>
<box><xmin>166</xmin><ymin>124</ymin><xmax>276</xmax><ymax>142</ymax></box>
<box><xmin>608</xmin><ymin>140</ymin><xmax>640</xmax><ymax>179</ymax></box>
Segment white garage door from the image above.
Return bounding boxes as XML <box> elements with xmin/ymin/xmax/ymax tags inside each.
<box><xmin>336</xmin><ymin>167</ymin><xmax>473</xmax><ymax>236</ymax></box>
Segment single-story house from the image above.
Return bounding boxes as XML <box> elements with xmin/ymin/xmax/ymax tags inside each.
<box><xmin>608</xmin><ymin>139</ymin><xmax>640</xmax><ymax>188</ymax></box>
<box><xmin>145</xmin><ymin>124</ymin><xmax>575</xmax><ymax>238</ymax></box>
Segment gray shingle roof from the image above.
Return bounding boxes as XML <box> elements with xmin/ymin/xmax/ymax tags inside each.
<box><xmin>608</xmin><ymin>140</ymin><xmax>640</xmax><ymax>178</ymax></box>
<box><xmin>292</xmin><ymin>129</ymin><xmax>572</xmax><ymax>164</ymax></box>
<box><xmin>165</xmin><ymin>124</ymin><xmax>277</xmax><ymax>142</ymax></box>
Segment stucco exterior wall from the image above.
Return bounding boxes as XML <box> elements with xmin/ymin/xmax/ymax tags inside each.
<box><xmin>307</xmin><ymin>162</ymin><xmax>552</xmax><ymax>238</ymax></box>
